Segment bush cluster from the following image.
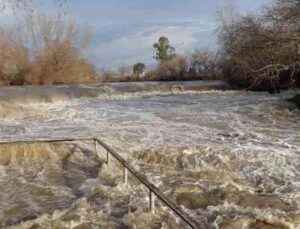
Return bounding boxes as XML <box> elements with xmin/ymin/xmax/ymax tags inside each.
<box><xmin>0</xmin><ymin>15</ymin><xmax>96</xmax><ymax>86</ymax></box>
<box><xmin>217</xmin><ymin>0</ymin><xmax>300</xmax><ymax>91</ymax></box>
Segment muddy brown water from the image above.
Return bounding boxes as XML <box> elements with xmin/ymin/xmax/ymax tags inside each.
<box><xmin>0</xmin><ymin>81</ymin><xmax>299</xmax><ymax>228</ymax></box>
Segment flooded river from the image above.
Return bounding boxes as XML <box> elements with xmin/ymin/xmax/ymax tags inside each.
<box><xmin>0</xmin><ymin>81</ymin><xmax>299</xmax><ymax>228</ymax></box>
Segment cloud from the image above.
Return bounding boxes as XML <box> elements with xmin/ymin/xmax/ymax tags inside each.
<box><xmin>89</xmin><ymin>21</ymin><xmax>215</xmax><ymax>69</ymax></box>
<box><xmin>0</xmin><ymin>0</ymin><xmax>269</xmax><ymax>69</ymax></box>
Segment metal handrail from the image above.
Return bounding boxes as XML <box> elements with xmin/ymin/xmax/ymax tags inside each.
<box><xmin>0</xmin><ymin>136</ymin><xmax>93</xmax><ymax>144</ymax></box>
<box><xmin>94</xmin><ymin>138</ymin><xmax>200</xmax><ymax>229</ymax></box>
<box><xmin>0</xmin><ymin>137</ymin><xmax>200</xmax><ymax>229</ymax></box>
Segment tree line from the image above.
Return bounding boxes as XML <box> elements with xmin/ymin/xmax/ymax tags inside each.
<box><xmin>0</xmin><ymin>0</ymin><xmax>96</xmax><ymax>86</ymax></box>
<box><xmin>106</xmin><ymin>0</ymin><xmax>300</xmax><ymax>90</ymax></box>
<box><xmin>0</xmin><ymin>0</ymin><xmax>299</xmax><ymax>91</ymax></box>
<box><xmin>101</xmin><ymin>36</ymin><xmax>220</xmax><ymax>82</ymax></box>
<box><xmin>217</xmin><ymin>0</ymin><xmax>300</xmax><ymax>92</ymax></box>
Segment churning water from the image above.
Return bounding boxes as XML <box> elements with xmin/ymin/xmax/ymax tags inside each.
<box><xmin>0</xmin><ymin>81</ymin><xmax>299</xmax><ymax>228</ymax></box>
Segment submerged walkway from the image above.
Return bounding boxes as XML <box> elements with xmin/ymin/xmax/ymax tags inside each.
<box><xmin>0</xmin><ymin>136</ymin><xmax>201</xmax><ymax>229</ymax></box>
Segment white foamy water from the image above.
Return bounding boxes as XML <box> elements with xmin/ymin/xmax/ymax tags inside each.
<box><xmin>0</xmin><ymin>81</ymin><xmax>299</xmax><ymax>228</ymax></box>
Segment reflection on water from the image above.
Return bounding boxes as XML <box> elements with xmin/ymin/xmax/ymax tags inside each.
<box><xmin>0</xmin><ymin>81</ymin><xmax>299</xmax><ymax>228</ymax></box>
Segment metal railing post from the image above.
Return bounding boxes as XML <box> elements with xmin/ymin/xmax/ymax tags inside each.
<box><xmin>0</xmin><ymin>138</ymin><xmax>199</xmax><ymax>229</ymax></box>
<box><xmin>95</xmin><ymin>138</ymin><xmax>198</xmax><ymax>228</ymax></box>
<box><xmin>94</xmin><ymin>139</ymin><xmax>99</xmax><ymax>157</ymax></box>
<box><xmin>106</xmin><ymin>150</ymin><xmax>110</xmax><ymax>165</ymax></box>
<box><xmin>123</xmin><ymin>166</ymin><xmax>128</xmax><ymax>184</ymax></box>
<box><xmin>149</xmin><ymin>191</ymin><xmax>155</xmax><ymax>213</ymax></box>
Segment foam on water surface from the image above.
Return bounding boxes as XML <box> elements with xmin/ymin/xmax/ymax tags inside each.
<box><xmin>0</xmin><ymin>81</ymin><xmax>299</xmax><ymax>228</ymax></box>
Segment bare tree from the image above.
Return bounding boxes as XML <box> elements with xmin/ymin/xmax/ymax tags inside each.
<box><xmin>0</xmin><ymin>14</ymin><xmax>95</xmax><ymax>85</ymax></box>
<box><xmin>25</xmin><ymin>15</ymin><xmax>95</xmax><ymax>85</ymax></box>
<box><xmin>0</xmin><ymin>28</ymin><xmax>29</xmax><ymax>85</ymax></box>
<box><xmin>156</xmin><ymin>55</ymin><xmax>188</xmax><ymax>80</ymax></box>
<box><xmin>217</xmin><ymin>0</ymin><xmax>300</xmax><ymax>91</ymax></box>
<box><xmin>118</xmin><ymin>65</ymin><xmax>131</xmax><ymax>78</ymax></box>
<box><xmin>0</xmin><ymin>0</ymin><xmax>67</xmax><ymax>12</ymax></box>
<box><xmin>190</xmin><ymin>49</ymin><xmax>219</xmax><ymax>78</ymax></box>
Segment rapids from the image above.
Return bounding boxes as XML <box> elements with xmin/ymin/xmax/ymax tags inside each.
<box><xmin>0</xmin><ymin>81</ymin><xmax>299</xmax><ymax>228</ymax></box>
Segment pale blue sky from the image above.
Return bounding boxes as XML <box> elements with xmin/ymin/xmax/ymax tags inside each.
<box><xmin>0</xmin><ymin>0</ymin><xmax>271</xmax><ymax>69</ymax></box>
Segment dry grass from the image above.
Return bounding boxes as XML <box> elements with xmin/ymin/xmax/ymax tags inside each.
<box><xmin>0</xmin><ymin>142</ymin><xmax>70</xmax><ymax>166</ymax></box>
